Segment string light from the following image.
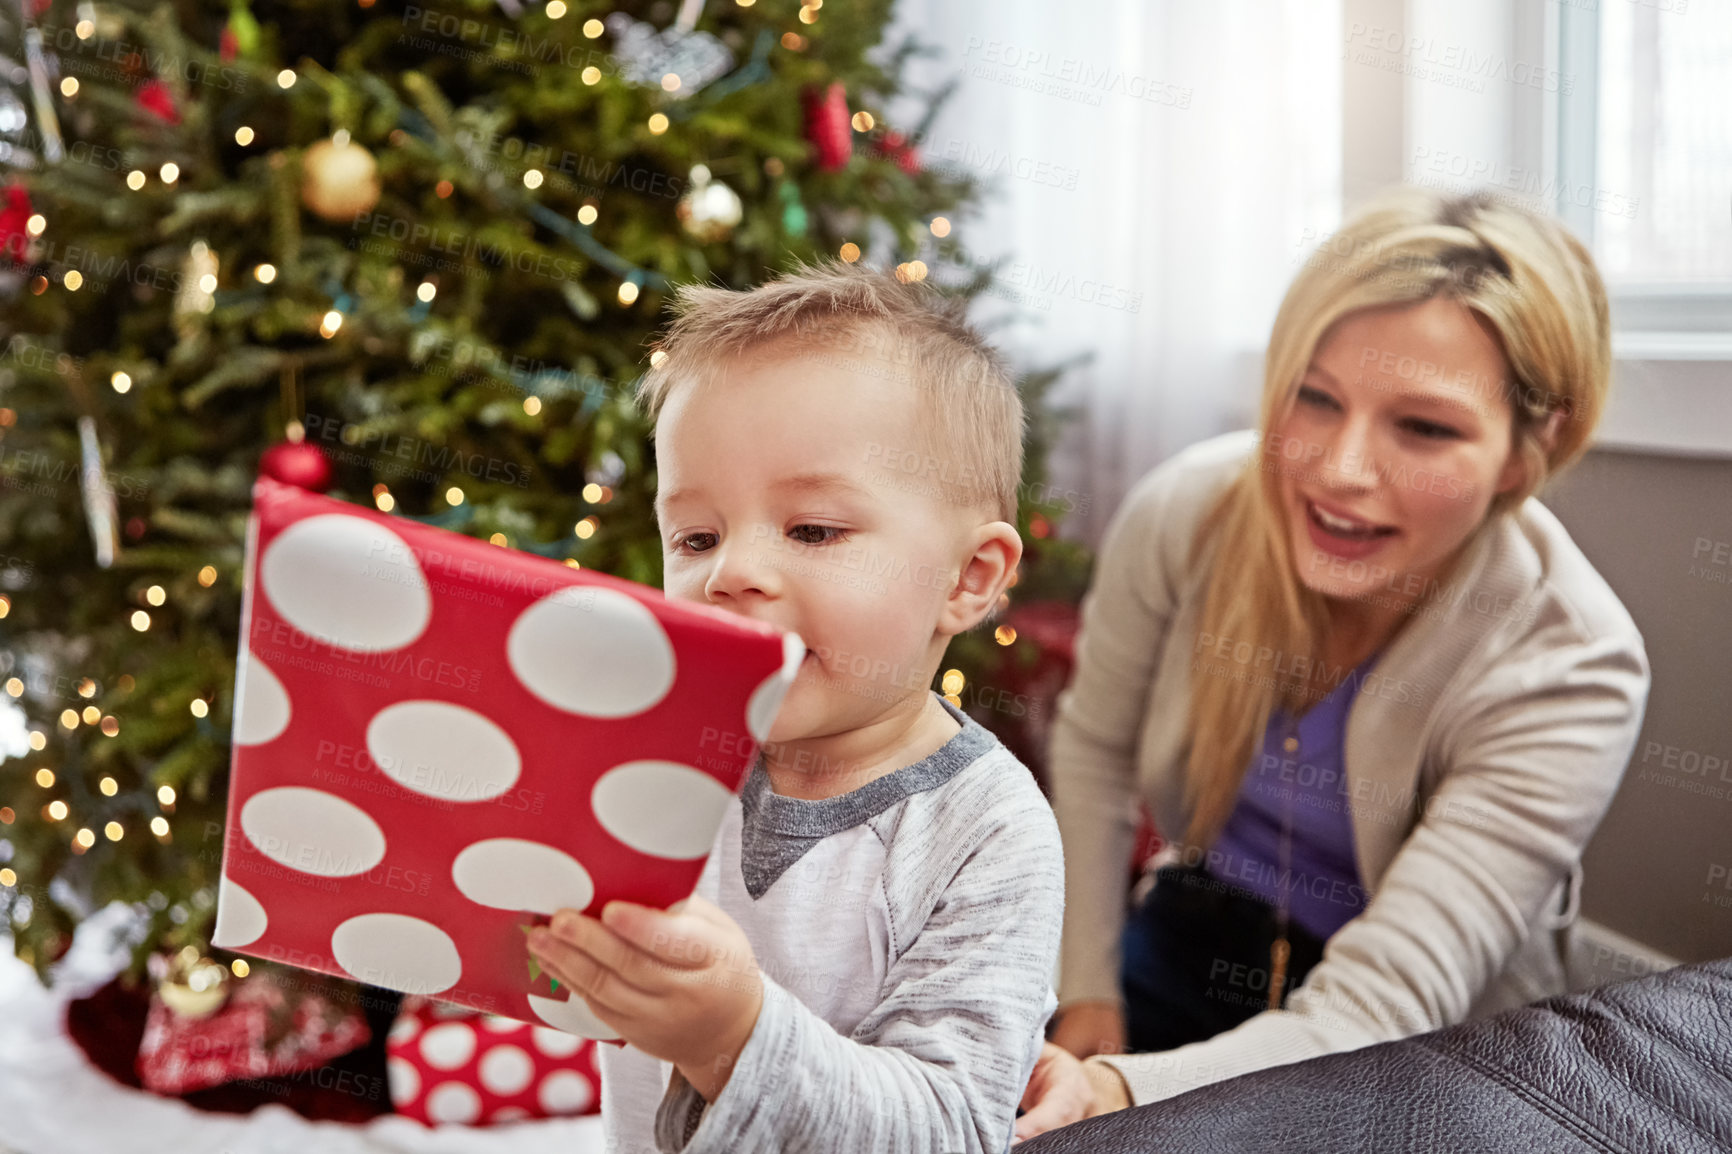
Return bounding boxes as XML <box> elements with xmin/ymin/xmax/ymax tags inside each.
<box><xmin>851</xmin><ymin>112</ymin><xmax>873</xmax><ymax>131</ymax></box>
<box><xmin>0</xmin><ymin>869</ymin><xmax>13</xmax><ymax>887</ymax></box>
<box><xmin>34</xmin><ymin>769</ymin><xmax>53</xmax><ymax>788</ymax></box>
<box><xmin>617</xmin><ymin>280</ymin><xmax>640</xmax><ymax>305</ymax></box>
<box><xmin>523</xmin><ymin>169</ymin><xmax>544</xmax><ymax>189</ymax></box>
<box><xmin>100</xmin><ymin>716</ymin><xmax>119</xmax><ymax>736</ymax></box>
<box><xmin>277</xmin><ymin>69</ymin><xmax>296</xmax><ymax>88</ymax></box>
<box><xmin>99</xmin><ymin>777</ymin><xmax>118</xmax><ymax>796</ymax></box>
<box><xmin>320</xmin><ymin>310</ymin><xmax>343</xmax><ymax>338</ymax></box>
<box><xmin>435</xmin><ymin>180</ymin><xmax>454</xmax><ymax>198</ymax></box>
<box><xmin>563</xmin><ymin>558</ymin><xmax>582</xmax><ymax>568</ymax></box>
<box><xmin>189</xmin><ymin>699</ymin><xmax>209</xmax><ymax>718</ymax></box>
<box><xmin>736</xmin><ymin>0</ymin><xmax>755</xmax><ymax>6</ymax></box>
<box><xmin>781</xmin><ymin>32</ymin><xmax>806</xmax><ymax>50</ymax></box>
<box><xmin>661</xmin><ymin>73</ymin><xmax>681</xmax><ymax>92</ymax></box>
<box><xmin>0</xmin><ymin>809</ymin><xmax>11</xmax><ymax>824</ymax></box>
<box><xmin>545</xmin><ymin>0</ymin><xmax>566</xmax><ymax>16</ymax></box>
<box><xmin>231</xmin><ymin>959</ymin><xmax>250</xmax><ymax>977</ymax></box>
<box><xmin>577</xmin><ymin>204</ymin><xmax>598</xmax><ymax>226</ymax></box>
<box><xmin>112</xmin><ymin>371</ymin><xmax>133</xmax><ymax>393</ymax></box>
<box><xmin>582</xmin><ymin>66</ymin><xmax>601</xmax><ymax>85</ymax></box>
<box><xmin>146</xmin><ymin>584</ymin><xmax>166</xmax><ymax>606</ymax></box>
<box><xmin>60</xmin><ymin>77</ymin><xmax>78</xmax><ymax>97</ymax></box>
<box><xmin>127</xmin><ymin>170</ymin><xmax>146</xmax><ymax>190</ymax></box>
<box><xmin>799</xmin><ymin>4</ymin><xmax>818</xmax><ymax>22</ymax></box>
<box><xmin>160</xmin><ymin>162</ymin><xmax>179</xmax><ymax>184</ymax></box>
<box><xmin>582</xmin><ymin>17</ymin><xmax>603</xmax><ymax>36</ymax></box>
<box><xmin>47</xmin><ymin>801</ymin><xmax>67</xmax><ymax>821</ymax></box>
<box><xmin>59</xmin><ymin>709</ymin><xmax>78</xmax><ymax>730</ymax></box>
<box><xmin>575</xmin><ymin>517</ymin><xmax>598</xmax><ymax>539</ymax></box>
<box><xmin>649</xmin><ymin>349</ymin><xmax>667</xmax><ymax>368</ymax></box>
<box><xmin>930</xmin><ymin>217</ymin><xmax>951</xmax><ymax>237</ymax></box>
<box><xmin>941</xmin><ymin>668</ymin><xmax>966</xmax><ymax>694</ymax></box>
<box><xmin>75</xmin><ymin>828</ymin><xmax>96</xmax><ymax>849</ymax></box>
<box><xmin>235</xmin><ymin>126</ymin><xmax>254</xmax><ymax>145</ymax></box>
<box><xmin>417</xmin><ymin>281</ymin><xmax>436</xmax><ymax>302</ymax></box>
<box><xmin>647</xmin><ymin>113</ymin><xmax>669</xmax><ymax>135</ymax></box>
<box><xmin>151</xmin><ymin>816</ymin><xmax>170</xmax><ymax>837</ymax></box>
<box><xmin>198</xmin><ymin>565</ymin><xmax>218</xmax><ymax>586</ymax></box>
<box><xmin>131</xmin><ymin>610</ymin><xmax>150</xmax><ymax>631</ymax></box>
<box><xmin>27</xmin><ymin>731</ymin><xmax>45</xmax><ymax>751</ymax></box>
<box><xmin>839</xmin><ymin>242</ymin><xmax>861</xmax><ymax>263</ymax></box>
<box><xmin>25</xmin><ymin>214</ymin><xmax>44</xmax><ymax>236</ymax></box>
<box><xmin>158</xmin><ymin>786</ymin><xmax>176</xmax><ymax>806</ymax></box>
<box><xmin>445</xmin><ymin>487</ymin><xmax>464</xmax><ymax>506</ymax></box>
<box><xmin>582</xmin><ymin>483</ymin><xmax>603</xmax><ymax>502</ymax></box>
<box><xmin>75</xmin><ymin>18</ymin><xmax>93</xmax><ymax>37</ymax></box>
<box><xmin>0</xmin><ymin>596</ymin><xmax>9</xmax><ymax>619</ymax></box>
<box><xmin>82</xmin><ymin>705</ymin><xmax>99</xmax><ymax>724</ymax></box>
<box><xmin>3</xmin><ymin>678</ymin><xmax>20</xmax><ymax>696</ymax></box>
<box><xmin>489</xmin><ymin>533</ymin><xmax>508</xmax><ymax>547</ymax></box>
<box><xmin>63</xmin><ymin>270</ymin><xmax>83</xmax><ymax>291</ymax></box>
<box><xmin>995</xmin><ymin>625</ymin><xmax>1017</xmax><ymax>645</ymax></box>
<box><xmin>374</xmin><ymin>489</ymin><xmax>395</xmax><ymax>512</ymax></box>
<box><xmin>523</xmin><ymin>396</ymin><xmax>542</xmax><ymax>415</ymax></box>
<box><xmin>105</xmin><ymin>822</ymin><xmax>124</xmax><ymax>842</ymax></box>
<box><xmin>254</xmin><ymin>263</ymin><xmax>275</xmax><ymax>283</ymax></box>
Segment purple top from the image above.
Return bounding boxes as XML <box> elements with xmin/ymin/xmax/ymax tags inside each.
<box><xmin>1207</xmin><ymin>648</ymin><xmax>1384</xmax><ymax>941</ymax></box>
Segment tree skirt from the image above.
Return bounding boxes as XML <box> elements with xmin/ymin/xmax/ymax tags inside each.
<box><xmin>0</xmin><ymin>903</ymin><xmax>606</xmax><ymax>1154</ymax></box>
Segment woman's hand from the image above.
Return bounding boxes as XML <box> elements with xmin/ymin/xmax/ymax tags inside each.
<box><xmin>1049</xmin><ymin>999</ymin><xmax>1127</xmax><ymax>1059</ymax></box>
<box><xmin>1013</xmin><ymin>1042</ymin><xmax>1134</xmax><ymax>1143</ymax></box>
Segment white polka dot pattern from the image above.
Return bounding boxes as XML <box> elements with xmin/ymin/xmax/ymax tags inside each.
<box><xmin>591</xmin><ymin>760</ymin><xmax>733</xmax><ymax>860</ymax></box>
<box><xmin>452</xmin><ymin>838</ymin><xmax>594</xmax><ymax>915</ymax></box>
<box><xmin>506</xmin><ymin>586</ymin><xmax>676</xmax><ymax>717</ymax></box>
<box><xmin>366</xmin><ymin>700</ymin><xmax>522</xmax><ymax>802</ymax></box>
<box><xmin>239</xmin><ymin>787</ymin><xmax>385</xmax><ymax>877</ymax></box>
<box><xmin>210</xmin><ymin>876</ymin><xmax>267</xmax><ymax>949</ymax></box>
<box><xmin>330</xmin><ymin>912</ymin><xmax>462</xmax><ymax>994</ymax></box>
<box><xmin>259</xmin><ymin>513</ymin><xmax>431</xmax><ymax>652</ymax></box>
<box><xmin>233</xmin><ymin>652</ymin><xmax>291</xmax><ymax>746</ymax></box>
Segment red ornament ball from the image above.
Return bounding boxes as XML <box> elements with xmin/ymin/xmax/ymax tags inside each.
<box><xmin>802</xmin><ymin>82</ymin><xmax>853</xmax><ymax>173</ymax></box>
<box><xmin>134</xmin><ymin>80</ymin><xmax>181</xmax><ymax>126</ymax></box>
<box><xmin>876</xmin><ymin>130</ymin><xmax>921</xmax><ymax>176</ymax></box>
<box><xmin>260</xmin><ymin>441</ymin><xmax>333</xmax><ymax>492</ymax></box>
<box><xmin>0</xmin><ymin>183</ymin><xmax>32</xmax><ymax>265</ymax></box>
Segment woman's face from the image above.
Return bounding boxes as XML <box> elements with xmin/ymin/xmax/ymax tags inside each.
<box><xmin>1268</xmin><ymin>296</ymin><xmax>1529</xmax><ymax>616</ymax></box>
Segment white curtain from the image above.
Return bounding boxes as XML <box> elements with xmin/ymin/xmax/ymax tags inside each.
<box><xmin>887</xmin><ymin>0</ymin><xmax>1344</xmax><ymax>545</ymax></box>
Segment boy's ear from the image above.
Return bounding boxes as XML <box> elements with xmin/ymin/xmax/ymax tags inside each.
<box><xmin>940</xmin><ymin>521</ymin><xmax>1024</xmax><ymax>637</ymax></box>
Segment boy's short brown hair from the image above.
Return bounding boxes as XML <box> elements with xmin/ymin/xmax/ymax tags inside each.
<box><xmin>633</xmin><ymin>260</ymin><xmax>1026</xmax><ymax>525</ymax></box>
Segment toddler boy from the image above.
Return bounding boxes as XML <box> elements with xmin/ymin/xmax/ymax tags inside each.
<box><xmin>526</xmin><ymin>262</ymin><xmax>1064</xmax><ymax>1153</ymax></box>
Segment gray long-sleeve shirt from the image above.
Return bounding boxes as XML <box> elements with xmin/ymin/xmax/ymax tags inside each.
<box><xmin>599</xmin><ymin>692</ymin><xmax>1064</xmax><ymax>1153</ymax></box>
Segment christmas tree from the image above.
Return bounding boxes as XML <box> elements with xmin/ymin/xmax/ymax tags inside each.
<box><xmin>0</xmin><ymin>0</ymin><xmax>1091</xmax><ymax>997</ymax></box>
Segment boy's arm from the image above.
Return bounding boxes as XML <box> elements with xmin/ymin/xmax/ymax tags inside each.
<box><xmin>654</xmin><ymin>797</ymin><xmax>1065</xmax><ymax>1154</ymax></box>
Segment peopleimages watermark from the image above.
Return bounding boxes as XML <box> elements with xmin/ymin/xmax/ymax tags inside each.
<box><xmin>299</xmin><ymin>413</ymin><xmax>532</xmax><ymax>489</ymax></box>
<box><xmin>456</xmin><ymin>128</ymin><xmax>684</xmax><ymax>200</ymax></box>
<box><xmin>1409</xmin><ymin>146</ymin><xmax>1638</xmax><ymax>222</ymax></box>
<box><xmin>349</xmin><ymin>210</ymin><xmax>584</xmax><ymax>285</ymax></box>
<box><xmin>399</xmin><ymin>4</ymin><xmax>624</xmax><ymax>75</ymax></box>
<box><xmin>960</xmin><ymin>37</ymin><xmax>1193</xmax><ymax>110</ymax></box>
<box><xmin>1344</xmin><ymin>23</ymin><xmax>1572</xmax><ymax>95</ymax></box>
<box><xmin>35</xmin><ymin>21</ymin><xmax>248</xmax><ymax>93</ymax></box>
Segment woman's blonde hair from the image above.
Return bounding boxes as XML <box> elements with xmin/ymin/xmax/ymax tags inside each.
<box><xmin>1179</xmin><ymin>186</ymin><xmax>1612</xmax><ymax>849</ymax></box>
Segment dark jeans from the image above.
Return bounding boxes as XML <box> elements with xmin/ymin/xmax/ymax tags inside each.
<box><xmin>1118</xmin><ymin>864</ymin><xmax>1328</xmax><ymax>1054</ymax></box>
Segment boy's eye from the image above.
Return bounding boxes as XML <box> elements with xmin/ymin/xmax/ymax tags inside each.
<box><xmin>671</xmin><ymin>531</ymin><xmax>717</xmax><ymax>554</ymax></box>
<box><xmin>788</xmin><ymin>524</ymin><xmax>849</xmax><ymax>547</ymax></box>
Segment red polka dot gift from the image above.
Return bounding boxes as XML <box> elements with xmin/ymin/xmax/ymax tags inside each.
<box><xmin>386</xmin><ymin>995</ymin><xmax>602</xmax><ymax>1126</ymax></box>
<box><xmin>212</xmin><ymin>477</ymin><xmax>803</xmax><ymax>1048</ymax></box>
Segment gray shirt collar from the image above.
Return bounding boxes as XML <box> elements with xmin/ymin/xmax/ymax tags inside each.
<box><xmin>737</xmin><ymin>695</ymin><xmax>994</xmax><ymax>899</ymax></box>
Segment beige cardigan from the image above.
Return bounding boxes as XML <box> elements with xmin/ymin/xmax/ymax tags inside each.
<box><xmin>1052</xmin><ymin>429</ymin><xmax>1652</xmax><ymax>1105</ymax></box>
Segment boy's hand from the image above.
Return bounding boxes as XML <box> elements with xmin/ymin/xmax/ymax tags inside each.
<box><xmin>527</xmin><ymin>894</ymin><xmax>763</xmax><ymax>1102</ymax></box>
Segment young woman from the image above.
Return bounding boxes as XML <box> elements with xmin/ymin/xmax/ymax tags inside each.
<box><xmin>1015</xmin><ymin>186</ymin><xmax>1652</xmax><ymax>1138</ymax></box>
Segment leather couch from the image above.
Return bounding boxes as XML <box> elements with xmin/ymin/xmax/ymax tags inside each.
<box><xmin>1017</xmin><ymin>957</ymin><xmax>1732</xmax><ymax>1153</ymax></box>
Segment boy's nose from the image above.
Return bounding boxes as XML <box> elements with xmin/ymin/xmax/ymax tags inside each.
<box><xmin>702</xmin><ymin>533</ymin><xmax>781</xmax><ymax>605</ymax></box>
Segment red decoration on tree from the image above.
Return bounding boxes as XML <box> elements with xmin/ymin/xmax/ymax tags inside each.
<box><xmin>0</xmin><ymin>184</ymin><xmax>33</xmax><ymax>264</ymax></box>
<box><xmin>219</xmin><ymin>26</ymin><xmax>240</xmax><ymax>63</ymax></box>
<box><xmin>134</xmin><ymin>80</ymin><xmax>181</xmax><ymax>126</ymax></box>
<box><xmin>259</xmin><ymin>440</ymin><xmax>333</xmax><ymax>492</ymax></box>
<box><xmin>802</xmin><ymin>82</ymin><xmax>853</xmax><ymax>172</ymax></box>
<box><xmin>875</xmin><ymin>130</ymin><xmax>921</xmax><ymax>176</ymax></box>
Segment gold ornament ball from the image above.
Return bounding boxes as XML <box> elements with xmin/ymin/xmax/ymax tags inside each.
<box><xmin>300</xmin><ymin>137</ymin><xmax>381</xmax><ymax>222</ymax></box>
<box><xmin>677</xmin><ymin>168</ymin><xmax>743</xmax><ymax>244</ymax></box>
<box><xmin>157</xmin><ymin>957</ymin><xmax>231</xmax><ymax>1019</ymax></box>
